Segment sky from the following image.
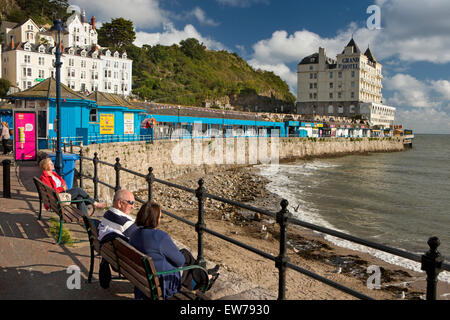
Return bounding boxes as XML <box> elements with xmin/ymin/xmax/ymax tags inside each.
<box><xmin>68</xmin><ymin>0</ymin><xmax>450</xmax><ymax>134</ymax></box>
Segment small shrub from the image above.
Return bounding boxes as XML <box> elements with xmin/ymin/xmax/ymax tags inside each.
<box><xmin>49</xmin><ymin>217</ymin><xmax>73</xmax><ymax>246</ymax></box>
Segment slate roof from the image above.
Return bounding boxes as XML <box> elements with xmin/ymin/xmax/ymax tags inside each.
<box><xmin>87</xmin><ymin>91</ymin><xmax>142</xmax><ymax>109</ymax></box>
<box><xmin>8</xmin><ymin>78</ymin><xmax>92</xmax><ymax>101</ymax></box>
<box><xmin>364</xmin><ymin>47</ymin><xmax>377</xmax><ymax>63</ymax></box>
<box><xmin>342</xmin><ymin>38</ymin><xmax>361</xmax><ymax>54</ymax></box>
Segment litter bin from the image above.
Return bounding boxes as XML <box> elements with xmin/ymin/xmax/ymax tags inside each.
<box><xmin>48</xmin><ymin>153</ymin><xmax>80</xmax><ymax>190</ymax></box>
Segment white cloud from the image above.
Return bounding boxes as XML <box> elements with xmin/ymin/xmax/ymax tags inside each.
<box><xmin>248</xmin><ymin>60</ymin><xmax>297</xmax><ymax>93</ymax></box>
<box><xmin>215</xmin><ymin>0</ymin><xmax>269</xmax><ymax>7</ymax></box>
<box><xmin>396</xmin><ymin>108</ymin><xmax>450</xmax><ymax>134</ymax></box>
<box><xmin>69</xmin><ymin>0</ymin><xmax>169</xmax><ymax>29</ymax></box>
<box><xmin>431</xmin><ymin>80</ymin><xmax>450</xmax><ymax>100</ymax></box>
<box><xmin>134</xmin><ymin>23</ymin><xmax>226</xmax><ymax>51</ymax></box>
<box><xmin>383</xmin><ymin>74</ymin><xmax>436</xmax><ymax>108</ymax></box>
<box><xmin>188</xmin><ymin>7</ymin><xmax>219</xmax><ymax>26</ymax></box>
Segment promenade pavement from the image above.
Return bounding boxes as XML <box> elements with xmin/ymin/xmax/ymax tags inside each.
<box><xmin>0</xmin><ymin>154</ymin><xmax>276</xmax><ymax>300</ymax></box>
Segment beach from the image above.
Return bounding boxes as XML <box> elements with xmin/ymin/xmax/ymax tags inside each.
<box><xmin>134</xmin><ymin>162</ymin><xmax>449</xmax><ymax>300</ymax></box>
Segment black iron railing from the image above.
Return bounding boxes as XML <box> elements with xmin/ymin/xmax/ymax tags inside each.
<box><xmin>76</xmin><ymin>148</ymin><xmax>449</xmax><ymax>300</ymax></box>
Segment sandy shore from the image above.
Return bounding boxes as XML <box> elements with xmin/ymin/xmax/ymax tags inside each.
<box><xmin>134</xmin><ymin>163</ymin><xmax>449</xmax><ymax>300</ymax></box>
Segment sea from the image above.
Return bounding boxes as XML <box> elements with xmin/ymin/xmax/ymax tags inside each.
<box><xmin>256</xmin><ymin>134</ymin><xmax>450</xmax><ymax>282</ymax></box>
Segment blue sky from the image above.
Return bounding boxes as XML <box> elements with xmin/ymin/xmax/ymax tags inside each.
<box><xmin>69</xmin><ymin>0</ymin><xmax>450</xmax><ymax>134</ymax></box>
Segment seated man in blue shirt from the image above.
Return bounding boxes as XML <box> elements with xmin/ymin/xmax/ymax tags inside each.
<box><xmin>97</xmin><ymin>189</ymin><xmax>138</xmax><ymax>288</ymax></box>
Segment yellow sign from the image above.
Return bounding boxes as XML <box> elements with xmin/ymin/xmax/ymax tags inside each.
<box><xmin>124</xmin><ymin>113</ymin><xmax>134</xmax><ymax>134</ymax></box>
<box><xmin>100</xmin><ymin>114</ymin><xmax>114</xmax><ymax>134</ymax></box>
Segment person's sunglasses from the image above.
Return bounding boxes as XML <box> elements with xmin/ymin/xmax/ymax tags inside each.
<box><xmin>121</xmin><ymin>199</ymin><xmax>135</xmax><ymax>205</ymax></box>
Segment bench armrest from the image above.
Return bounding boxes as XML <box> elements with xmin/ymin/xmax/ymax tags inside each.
<box><xmin>150</xmin><ymin>264</ymin><xmax>210</xmax><ymax>293</ymax></box>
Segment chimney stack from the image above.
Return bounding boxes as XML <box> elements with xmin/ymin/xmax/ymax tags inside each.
<box><xmin>91</xmin><ymin>16</ymin><xmax>96</xmax><ymax>30</ymax></box>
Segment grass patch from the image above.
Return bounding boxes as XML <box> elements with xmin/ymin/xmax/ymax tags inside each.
<box><xmin>49</xmin><ymin>217</ymin><xmax>74</xmax><ymax>246</ymax></box>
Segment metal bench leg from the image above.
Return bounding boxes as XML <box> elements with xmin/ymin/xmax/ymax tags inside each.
<box><xmin>88</xmin><ymin>246</ymin><xmax>95</xmax><ymax>283</ymax></box>
<box><xmin>38</xmin><ymin>202</ymin><xmax>42</xmax><ymax>220</ymax></box>
<box><xmin>57</xmin><ymin>218</ymin><xmax>63</xmax><ymax>244</ymax></box>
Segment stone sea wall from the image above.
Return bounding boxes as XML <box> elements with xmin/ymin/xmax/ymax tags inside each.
<box><xmin>78</xmin><ymin>137</ymin><xmax>404</xmax><ymax>203</ymax></box>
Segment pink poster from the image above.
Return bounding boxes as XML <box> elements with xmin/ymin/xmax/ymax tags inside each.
<box><xmin>14</xmin><ymin>112</ymin><xmax>36</xmax><ymax>161</ymax></box>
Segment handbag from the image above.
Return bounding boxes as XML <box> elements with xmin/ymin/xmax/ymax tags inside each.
<box><xmin>59</xmin><ymin>192</ymin><xmax>72</xmax><ymax>206</ymax></box>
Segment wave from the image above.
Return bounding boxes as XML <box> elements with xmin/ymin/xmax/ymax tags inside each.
<box><xmin>255</xmin><ymin>161</ymin><xmax>450</xmax><ymax>284</ymax></box>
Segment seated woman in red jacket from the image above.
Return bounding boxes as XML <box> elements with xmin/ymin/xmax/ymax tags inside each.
<box><xmin>39</xmin><ymin>157</ymin><xmax>106</xmax><ymax>215</ymax></box>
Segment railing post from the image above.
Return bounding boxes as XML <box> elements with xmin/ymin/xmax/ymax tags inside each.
<box><xmin>93</xmin><ymin>152</ymin><xmax>99</xmax><ymax>201</ymax></box>
<box><xmin>146</xmin><ymin>167</ymin><xmax>154</xmax><ymax>202</ymax></box>
<box><xmin>276</xmin><ymin>199</ymin><xmax>290</xmax><ymax>300</ymax></box>
<box><xmin>63</xmin><ymin>138</ymin><xmax>66</xmax><ymax>152</ymax></box>
<box><xmin>421</xmin><ymin>237</ymin><xmax>443</xmax><ymax>300</ymax></box>
<box><xmin>70</xmin><ymin>140</ymin><xmax>73</xmax><ymax>153</ymax></box>
<box><xmin>195</xmin><ymin>178</ymin><xmax>206</xmax><ymax>267</ymax></box>
<box><xmin>2</xmin><ymin>159</ymin><xmax>12</xmax><ymax>198</ymax></box>
<box><xmin>79</xmin><ymin>148</ymin><xmax>83</xmax><ymax>189</ymax></box>
<box><xmin>114</xmin><ymin>157</ymin><xmax>121</xmax><ymax>192</ymax></box>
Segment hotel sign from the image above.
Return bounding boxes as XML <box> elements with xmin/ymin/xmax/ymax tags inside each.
<box><xmin>339</xmin><ymin>57</ymin><xmax>359</xmax><ymax>70</ymax></box>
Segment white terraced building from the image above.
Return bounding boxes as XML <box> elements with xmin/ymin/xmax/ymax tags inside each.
<box><xmin>296</xmin><ymin>38</ymin><xmax>395</xmax><ymax>128</ymax></box>
<box><xmin>0</xmin><ymin>9</ymin><xmax>132</xmax><ymax>96</ymax></box>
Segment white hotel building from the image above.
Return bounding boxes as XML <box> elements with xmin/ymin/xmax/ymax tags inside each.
<box><xmin>0</xmin><ymin>10</ymin><xmax>132</xmax><ymax>96</ymax></box>
<box><xmin>296</xmin><ymin>39</ymin><xmax>395</xmax><ymax>128</ymax></box>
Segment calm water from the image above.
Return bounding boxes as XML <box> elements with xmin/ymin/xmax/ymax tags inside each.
<box><xmin>257</xmin><ymin>134</ymin><xmax>450</xmax><ymax>280</ymax></box>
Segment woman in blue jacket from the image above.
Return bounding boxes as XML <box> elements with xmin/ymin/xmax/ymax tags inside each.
<box><xmin>129</xmin><ymin>201</ymin><xmax>220</xmax><ymax>299</ymax></box>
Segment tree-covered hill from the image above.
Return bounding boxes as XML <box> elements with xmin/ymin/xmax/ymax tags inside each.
<box><xmin>1</xmin><ymin>3</ymin><xmax>296</xmax><ymax>109</ymax></box>
<box><xmin>124</xmin><ymin>38</ymin><xmax>296</xmax><ymax>107</ymax></box>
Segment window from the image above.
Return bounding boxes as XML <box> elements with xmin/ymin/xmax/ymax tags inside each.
<box><xmin>329</xmin><ymin>72</ymin><xmax>333</xmax><ymax>79</ymax></box>
<box><xmin>329</xmin><ymin>93</ymin><xmax>333</xmax><ymax>99</ymax></box>
<box><xmin>81</xmin><ymin>83</ymin><xmax>86</xmax><ymax>92</ymax></box>
<box><xmin>39</xmin><ymin>70</ymin><xmax>45</xmax><ymax>78</ymax></box>
<box><xmin>351</xmin><ymin>81</ymin><xmax>355</xmax><ymax>88</ymax></box>
<box><xmin>23</xmin><ymin>67</ymin><xmax>32</xmax><ymax>77</ymax></box>
<box><xmin>310</xmin><ymin>73</ymin><xmax>313</xmax><ymax>79</ymax></box>
<box><xmin>350</xmin><ymin>105</ymin><xmax>355</xmax><ymax>113</ymax></box>
<box><xmin>310</xmin><ymin>83</ymin><xmax>313</xmax><ymax>89</ymax></box>
<box><xmin>309</xmin><ymin>66</ymin><xmax>313</xmax><ymax>71</ymax></box>
<box><xmin>338</xmin><ymin>106</ymin><xmax>344</xmax><ymax>114</ymax></box>
<box><xmin>338</xmin><ymin>71</ymin><xmax>342</xmax><ymax>78</ymax></box>
<box><xmin>24</xmin><ymin>55</ymin><xmax>31</xmax><ymax>63</ymax></box>
<box><xmin>351</xmin><ymin>71</ymin><xmax>355</xmax><ymax>77</ymax></box>
<box><xmin>38</xmin><ymin>57</ymin><xmax>45</xmax><ymax>65</ymax></box>
<box><xmin>314</xmin><ymin>83</ymin><xmax>317</xmax><ymax>89</ymax></box>
<box><xmin>81</xmin><ymin>60</ymin><xmax>86</xmax><ymax>68</ymax></box>
<box><xmin>351</xmin><ymin>92</ymin><xmax>355</xmax><ymax>99</ymax></box>
<box><xmin>89</xmin><ymin>108</ymin><xmax>98</xmax><ymax>122</ymax></box>
<box><xmin>81</xmin><ymin>71</ymin><xmax>86</xmax><ymax>79</ymax></box>
<box><xmin>313</xmin><ymin>93</ymin><xmax>317</xmax><ymax>99</ymax></box>
<box><xmin>69</xmin><ymin>58</ymin><xmax>74</xmax><ymax>66</ymax></box>
<box><xmin>338</xmin><ymin>92</ymin><xmax>342</xmax><ymax>99</ymax></box>
<box><xmin>329</xmin><ymin>82</ymin><xmax>333</xmax><ymax>89</ymax></box>
<box><xmin>328</xmin><ymin>105</ymin><xmax>334</xmax><ymax>114</ymax></box>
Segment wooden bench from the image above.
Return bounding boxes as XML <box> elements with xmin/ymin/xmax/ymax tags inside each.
<box><xmin>82</xmin><ymin>216</ymin><xmax>211</xmax><ymax>300</ymax></box>
<box><xmin>33</xmin><ymin>177</ymin><xmax>85</xmax><ymax>244</ymax></box>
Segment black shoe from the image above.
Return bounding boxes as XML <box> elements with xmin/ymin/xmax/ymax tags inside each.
<box><xmin>207</xmin><ymin>264</ymin><xmax>220</xmax><ymax>275</ymax></box>
<box><xmin>207</xmin><ymin>272</ymin><xmax>220</xmax><ymax>291</ymax></box>
<box><xmin>99</xmin><ymin>259</ymin><xmax>112</xmax><ymax>289</ymax></box>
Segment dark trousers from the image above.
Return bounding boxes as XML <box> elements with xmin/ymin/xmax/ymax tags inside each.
<box><xmin>67</xmin><ymin>187</ymin><xmax>94</xmax><ymax>216</ymax></box>
<box><xmin>2</xmin><ymin>139</ymin><xmax>10</xmax><ymax>154</ymax></box>
<box><xmin>180</xmin><ymin>248</ymin><xmax>208</xmax><ymax>290</ymax></box>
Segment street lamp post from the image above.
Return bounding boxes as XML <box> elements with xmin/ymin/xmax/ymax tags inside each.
<box><xmin>50</xmin><ymin>19</ymin><xmax>65</xmax><ymax>176</ymax></box>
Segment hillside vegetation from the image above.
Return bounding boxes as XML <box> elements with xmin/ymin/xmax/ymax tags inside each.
<box><xmin>124</xmin><ymin>38</ymin><xmax>296</xmax><ymax>107</ymax></box>
<box><xmin>1</xmin><ymin>1</ymin><xmax>296</xmax><ymax>108</ymax></box>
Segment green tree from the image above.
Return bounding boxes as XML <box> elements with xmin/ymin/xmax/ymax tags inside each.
<box><xmin>180</xmin><ymin>38</ymin><xmax>206</xmax><ymax>59</ymax></box>
<box><xmin>98</xmin><ymin>18</ymin><xmax>136</xmax><ymax>49</ymax></box>
<box><xmin>0</xmin><ymin>79</ymin><xmax>11</xmax><ymax>98</ymax></box>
